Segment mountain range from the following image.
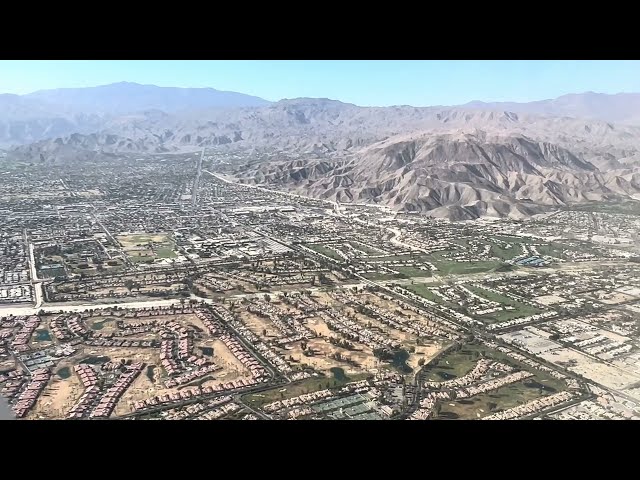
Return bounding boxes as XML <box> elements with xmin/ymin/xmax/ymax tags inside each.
<box><xmin>3</xmin><ymin>82</ymin><xmax>640</xmax><ymax>219</ymax></box>
<box><xmin>464</xmin><ymin>92</ymin><xmax>640</xmax><ymax>125</ymax></box>
<box><xmin>0</xmin><ymin>82</ymin><xmax>269</xmax><ymax>146</ymax></box>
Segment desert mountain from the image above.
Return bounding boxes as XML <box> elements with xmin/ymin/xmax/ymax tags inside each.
<box><xmin>231</xmin><ymin>130</ymin><xmax>640</xmax><ymax>220</ymax></box>
<box><xmin>42</xmin><ymin>99</ymin><xmax>640</xmax><ymax>158</ymax></box>
<box><xmin>4</xmin><ymin>89</ymin><xmax>640</xmax><ymax>219</ymax></box>
<box><xmin>3</xmin><ymin>88</ymin><xmax>640</xmax><ymax>148</ymax></box>
<box><xmin>25</xmin><ymin>82</ymin><xmax>270</xmax><ymax>114</ymax></box>
<box><xmin>463</xmin><ymin>92</ymin><xmax>640</xmax><ymax>125</ymax></box>
<box><xmin>0</xmin><ymin>83</ymin><xmax>270</xmax><ymax>147</ymax></box>
<box><xmin>29</xmin><ymin>101</ymin><xmax>640</xmax><ymax>164</ymax></box>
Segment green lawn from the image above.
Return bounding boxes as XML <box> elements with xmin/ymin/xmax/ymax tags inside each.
<box><xmin>437</xmin><ymin>376</ymin><xmax>564</xmax><ymax>419</ymax></box>
<box><xmin>130</xmin><ymin>254</ymin><xmax>155</xmax><ymax>263</ymax></box>
<box><xmin>490</xmin><ymin>235</ymin><xmax>538</xmax><ymax>245</ymax></box>
<box><xmin>395</xmin><ymin>266</ymin><xmax>433</xmax><ymax>278</ymax></box>
<box><xmin>535</xmin><ymin>244</ymin><xmax>566</xmax><ymax>259</ymax></box>
<box><xmin>362</xmin><ymin>272</ymin><xmax>401</xmax><ymax>281</ymax></box>
<box><xmin>347</xmin><ymin>241</ymin><xmax>384</xmax><ymax>255</ymax></box>
<box><xmin>242</xmin><ymin>372</ymin><xmax>371</xmax><ymax>408</ymax></box>
<box><xmin>118</xmin><ymin>233</ymin><xmax>172</xmax><ymax>246</ymax></box>
<box><xmin>467</xmin><ymin>286</ymin><xmax>542</xmax><ymax>323</ymax></box>
<box><xmin>118</xmin><ymin>232</ymin><xmax>177</xmax><ymax>262</ymax></box>
<box><xmin>565</xmin><ymin>200</ymin><xmax>640</xmax><ymax>216</ymax></box>
<box><xmin>368</xmin><ymin>254</ymin><xmax>431</xmax><ymax>263</ymax></box>
<box><xmin>489</xmin><ymin>242</ymin><xmax>519</xmax><ymax>261</ymax></box>
<box><xmin>422</xmin><ymin>345</ymin><xmax>485</xmax><ymax>381</ymax></box>
<box><xmin>448</xmin><ymin>239</ymin><xmax>471</xmax><ymax>248</ymax></box>
<box><xmin>405</xmin><ymin>282</ymin><xmax>541</xmax><ymax>323</ymax></box>
<box><xmin>422</xmin><ymin>343</ymin><xmax>569</xmax><ymax>419</ymax></box>
<box><xmin>433</xmin><ymin>259</ymin><xmax>508</xmax><ymax>275</ymax></box>
<box><xmin>307</xmin><ymin>244</ymin><xmax>344</xmax><ymax>261</ymax></box>
<box><xmin>155</xmin><ymin>247</ymin><xmax>177</xmax><ymax>259</ymax></box>
<box><xmin>405</xmin><ymin>283</ymin><xmax>450</xmax><ymax>305</ymax></box>
<box><xmin>481</xmin><ymin>308</ymin><xmax>540</xmax><ymax>323</ymax></box>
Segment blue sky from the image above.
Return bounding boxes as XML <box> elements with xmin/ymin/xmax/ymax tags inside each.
<box><xmin>1</xmin><ymin>60</ymin><xmax>639</xmax><ymax>106</ymax></box>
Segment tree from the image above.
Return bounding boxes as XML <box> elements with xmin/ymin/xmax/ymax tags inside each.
<box><xmin>418</xmin><ymin>358</ymin><xmax>426</xmax><ymax>367</ymax></box>
<box><xmin>262</xmin><ymin>328</ymin><xmax>267</xmax><ymax>337</ymax></box>
<box><xmin>124</xmin><ymin>279</ymin><xmax>135</xmax><ymax>292</ymax></box>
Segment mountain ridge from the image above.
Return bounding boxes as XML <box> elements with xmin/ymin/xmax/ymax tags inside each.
<box><xmin>462</xmin><ymin>91</ymin><xmax>640</xmax><ymax>125</ymax></box>
<box><xmin>4</xmin><ymin>85</ymin><xmax>640</xmax><ymax>220</ymax></box>
<box><xmin>3</xmin><ymin>85</ymin><xmax>640</xmax><ymax>147</ymax></box>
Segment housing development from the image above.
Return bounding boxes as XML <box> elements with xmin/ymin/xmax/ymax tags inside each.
<box><xmin>1</xmin><ymin>153</ymin><xmax>639</xmax><ymax>420</ymax></box>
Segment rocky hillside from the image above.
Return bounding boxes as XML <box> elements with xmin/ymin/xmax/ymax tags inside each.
<box><xmin>5</xmin><ymin>91</ymin><xmax>640</xmax><ymax>219</ymax></box>
<box><xmin>233</xmin><ymin>131</ymin><xmax>640</xmax><ymax>220</ymax></box>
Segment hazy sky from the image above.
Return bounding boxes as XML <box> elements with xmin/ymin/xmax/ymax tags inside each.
<box><xmin>1</xmin><ymin>60</ymin><xmax>639</xmax><ymax>106</ymax></box>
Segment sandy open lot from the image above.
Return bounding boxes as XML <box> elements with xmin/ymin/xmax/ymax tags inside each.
<box><xmin>206</xmin><ymin>338</ymin><xmax>252</xmax><ymax>379</ymax></box>
<box><xmin>80</xmin><ymin>345</ymin><xmax>159</xmax><ymax>365</ymax></box>
<box><xmin>115</xmin><ymin>369</ymin><xmax>160</xmax><ymax>416</ymax></box>
<box><xmin>239</xmin><ymin>310</ymin><xmax>282</xmax><ymax>339</ymax></box>
<box><xmin>618</xmin><ymin>286</ymin><xmax>640</xmax><ymax>297</ymax></box>
<box><xmin>0</xmin><ymin>359</ymin><xmax>16</xmax><ymax>371</ymax></box>
<box><xmin>596</xmin><ymin>291</ymin><xmax>637</xmax><ymax>305</ymax></box>
<box><xmin>534</xmin><ymin>294</ymin><xmax>567</xmax><ymax>306</ymax></box>
<box><xmin>623</xmin><ymin>302</ymin><xmax>640</xmax><ymax>314</ymax></box>
<box><xmin>347</xmin><ymin>308</ymin><xmax>413</xmax><ymax>342</ymax></box>
<box><xmin>540</xmin><ymin>347</ymin><xmax>640</xmax><ymax>391</ymax></box>
<box><xmin>117</xmin><ymin>233</ymin><xmax>172</xmax><ymax>247</ymax></box>
<box><xmin>405</xmin><ymin>342</ymin><xmax>446</xmax><ymax>371</ymax></box>
<box><xmin>592</xmin><ymin>328</ymin><xmax>631</xmax><ymax>343</ymax></box>
<box><xmin>623</xmin><ymin>387</ymin><xmax>640</xmax><ymax>402</ymax></box>
<box><xmin>29</xmin><ymin>365</ymin><xmax>83</xmax><ymax>419</ymax></box>
<box><xmin>284</xmin><ymin>337</ymin><xmax>378</xmax><ymax>375</ymax></box>
<box><xmin>500</xmin><ymin>330</ymin><xmax>562</xmax><ymax>355</ymax></box>
<box><xmin>115</xmin><ymin>338</ymin><xmax>252</xmax><ymax>416</ymax></box>
<box><xmin>306</xmin><ymin>317</ymin><xmax>332</xmax><ymax>337</ymax></box>
<box><xmin>86</xmin><ymin>316</ymin><xmax>120</xmax><ymax>333</ymax></box>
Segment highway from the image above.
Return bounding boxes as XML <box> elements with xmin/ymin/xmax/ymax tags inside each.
<box><xmin>27</xmin><ymin>240</ymin><xmax>43</xmax><ymax>309</ymax></box>
<box><xmin>192</xmin><ymin>148</ymin><xmax>204</xmax><ymax>207</ymax></box>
